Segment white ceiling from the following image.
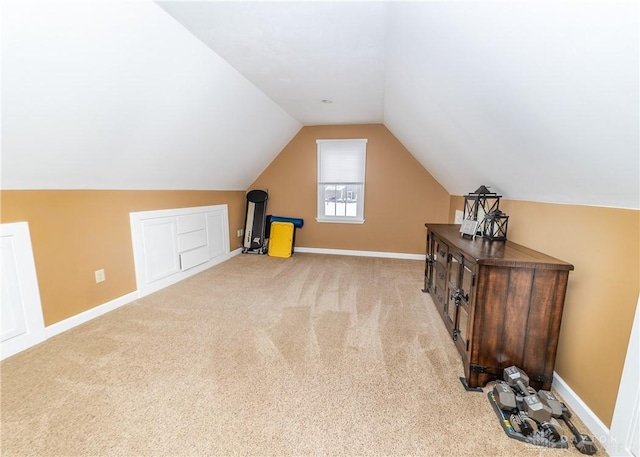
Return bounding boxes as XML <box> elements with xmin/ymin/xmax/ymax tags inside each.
<box><xmin>2</xmin><ymin>1</ymin><xmax>638</xmax><ymax>209</ymax></box>
<box><xmin>156</xmin><ymin>0</ymin><xmax>639</xmax><ymax>208</ymax></box>
<box><xmin>384</xmin><ymin>1</ymin><xmax>639</xmax><ymax>207</ymax></box>
<box><xmin>1</xmin><ymin>1</ymin><xmax>301</xmax><ymax>190</ymax></box>
<box><xmin>157</xmin><ymin>1</ymin><xmax>387</xmax><ymax>126</ymax></box>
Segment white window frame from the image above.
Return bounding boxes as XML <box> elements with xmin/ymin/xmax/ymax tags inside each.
<box><xmin>316</xmin><ymin>139</ymin><xmax>367</xmax><ymax>224</ymax></box>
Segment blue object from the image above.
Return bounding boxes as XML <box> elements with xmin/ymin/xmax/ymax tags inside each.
<box><xmin>269</xmin><ymin>216</ymin><xmax>304</xmax><ymax>228</ymax></box>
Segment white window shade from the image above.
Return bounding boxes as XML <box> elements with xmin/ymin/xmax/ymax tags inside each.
<box><xmin>316</xmin><ymin>139</ymin><xmax>367</xmax><ymax>224</ymax></box>
<box><xmin>318</xmin><ymin>139</ymin><xmax>367</xmax><ymax>183</ymax></box>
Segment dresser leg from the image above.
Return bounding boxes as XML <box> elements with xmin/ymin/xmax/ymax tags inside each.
<box><xmin>460</xmin><ymin>377</ymin><xmax>483</xmax><ymax>392</ymax></box>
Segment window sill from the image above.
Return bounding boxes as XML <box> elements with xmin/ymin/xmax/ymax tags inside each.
<box><xmin>316</xmin><ymin>217</ymin><xmax>365</xmax><ymax>225</ymax></box>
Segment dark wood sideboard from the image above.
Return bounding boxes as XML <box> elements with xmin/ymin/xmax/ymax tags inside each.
<box><xmin>423</xmin><ymin>224</ymin><xmax>574</xmax><ymax>391</ymax></box>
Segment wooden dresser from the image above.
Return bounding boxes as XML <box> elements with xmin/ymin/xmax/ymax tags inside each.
<box><xmin>423</xmin><ymin>224</ymin><xmax>574</xmax><ymax>390</ymax></box>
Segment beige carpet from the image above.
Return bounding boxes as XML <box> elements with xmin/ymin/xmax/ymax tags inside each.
<box><xmin>1</xmin><ymin>253</ymin><xmax>602</xmax><ymax>456</ymax></box>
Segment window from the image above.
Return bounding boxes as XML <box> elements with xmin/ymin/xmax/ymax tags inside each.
<box><xmin>317</xmin><ymin>139</ymin><xmax>367</xmax><ymax>223</ymax></box>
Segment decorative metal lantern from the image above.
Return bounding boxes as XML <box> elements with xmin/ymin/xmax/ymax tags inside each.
<box><xmin>483</xmin><ymin>210</ymin><xmax>509</xmax><ymax>241</ymax></box>
<box><xmin>463</xmin><ymin>185</ymin><xmax>502</xmax><ymax>235</ymax></box>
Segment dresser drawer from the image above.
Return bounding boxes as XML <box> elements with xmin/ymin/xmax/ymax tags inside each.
<box><xmin>177</xmin><ymin>229</ymin><xmax>207</xmax><ymax>253</ymax></box>
<box><xmin>435</xmin><ymin>262</ymin><xmax>447</xmax><ymax>290</ymax></box>
<box><xmin>433</xmin><ymin>282</ymin><xmax>447</xmax><ymax>310</ymax></box>
<box><xmin>179</xmin><ymin>245</ymin><xmax>209</xmax><ymax>271</ymax></box>
<box><xmin>435</xmin><ymin>239</ymin><xmax>449</xmax><ymax>266</ymax></box>
<box><xmin>176</xmin><ymin>213</ymin><xmax>206</xmax><ymax>234</ymax></box>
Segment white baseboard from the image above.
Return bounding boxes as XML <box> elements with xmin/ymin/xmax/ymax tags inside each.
<box><xmin>553</xmin><ymin>371</ymin><xmax>610</xmax><ymax>446</ymax></box>
<box><xmin>44</xmin><ymin>290</ymin><xmax>140</xmax><ymax>339</ymax></box>
<box><xmin>137</xmin><ymin>248</ymin><xmax>242</xmax><ymax>298</ymax></box>
<box><xmin>46</xmin><ymin>249</ymin><xmax>243</xmax><ymax>339</ymax></box>
<box><xmin>295</xmin><ymin>247</ymin><xmax>425</xmax><ymax>261</ymax></box>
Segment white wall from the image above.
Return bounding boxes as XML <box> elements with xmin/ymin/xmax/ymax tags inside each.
<box><xmin>384</xmin><ymin>1</ymin><xmax>639</xmax><ymax>209</ymax></box>
<box><xmin>1</xmin><ymin>0</ymin><xmax>301</xmax><ymax>190</ymax></box>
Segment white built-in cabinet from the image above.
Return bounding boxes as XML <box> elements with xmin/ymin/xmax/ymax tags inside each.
<box><xmin>130</xmin><ymin>205</ymin><xmax>230</xmax><ymax>297</ymax></box>
<box><xmin>0</xmin><ymin>222</ymin><xmax>46</xmax><ymax>360</ymax></box>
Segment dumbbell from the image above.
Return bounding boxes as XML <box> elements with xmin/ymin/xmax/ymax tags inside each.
<box><xmin>538</xmin><ymin>389</ymin><xmax>563</xmax><ymax>417</ymax></box>
<box><xmin>493</xmin><ymin>381</ymin><xmax>547</xmax><ymax>440</ymax></box>
<box><xmin>493</xmin><ymin>382</ymin><xmax>517</xmax><ymax>411</ymax></box>
<box><xmin>539</xmin><ymin>389</ymin><xmax>598</xmax><ymax>451</ymax></box>
<box><xmin>560</xmin><ymin>402</ymin><xmax>598</xmax><ymax>455</ymax></box>
<box><xmin>504</xmin><ymin>368</ymin><xmax>562</xmax><ymax>443</ymax></box>
<box><xmin>503</xmin><ymin>366</ymin><xmax>552</xmax><ymax>424</ymax></box>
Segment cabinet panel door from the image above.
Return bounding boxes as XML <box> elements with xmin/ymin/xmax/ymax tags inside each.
<box><xmin>142</xmin><ymin>217</ymin><xmax>179</xmax><ymax>283</ymax></box>
<box><xmin>456</xmin><ymin>263</ymin><xmax>474</xmax><ymax>356</ymax></box>
<box><xmin>457</xmin><ymin>304</ymin><xmax>470</xmax><ymax>353</ymax></box>
<box><xmin>207</xmin><ymin>211</ymin><xmax>226</xmax><ymax>259</ymax></box>
<box><xmin>448</xmin><ymin>253</ymin><xmax>461</xmax><ymax>286</ymax></box>
<box><xmin>446</xmin><ymin>285</ymin><xmax>457</xmax><ymax>327</ymax></box>
<box><xmin>461</xmin><ymin>264</ymin><xmax>474</xmax><ymax>300</ymax></box>
<box><xmin>1</xmin><ymin>237</ymin><xmax>27</xmax><ymax>342</ymax></box>
<box><xmin>435</xmin><ymin>262</ymin><xmax>447</xmax><ymax>293</ymax></box>
<box><xmin>424</xmin><ymin>233</ymin><xmax>435</xmax><ymax>292</ymax></box>
<box><xmin>445</xmin><ymin>254</ymin><xmax>461</xmax><ymax>327</ymax></box>
<box><xmin>435</xmin><ymin>239</ymin><xmax>448</xmax><ymax>266</ymax></box>
<box><xmin>0</xmin><ymin>223</ymin><xmax>46</xmax><ymax>360</ymax></box>
<box><xmin>433</xmin><ymin>282</ymin><xmax>446</xmax><ymax>315</ymax></box>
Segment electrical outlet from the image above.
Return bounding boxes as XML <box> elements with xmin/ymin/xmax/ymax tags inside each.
<box><xmin>95</xmin><ymin>269</ymin><xmax>105</xmax><ymax>283</ymax></box>
<box><xmin>237</xmin><ymin>229</ymin><xmax>244</xmax><ymax>237</ymax></box>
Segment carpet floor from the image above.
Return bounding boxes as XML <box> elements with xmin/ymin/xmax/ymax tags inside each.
<box><xmin>1</xmin><ymin>253</ymin><xmax>603</xmax><ymax>456</ymax></box>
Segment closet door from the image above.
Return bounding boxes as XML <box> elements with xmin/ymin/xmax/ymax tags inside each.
<box><xmin>1</xmin><ymin>236</ymin><xmax>27</xmax><ymax>342</ymax></box>
<box><xmin>1</xmin><ymin>222</ymin><xmax>45</xmax><ymax>360</ymax></box>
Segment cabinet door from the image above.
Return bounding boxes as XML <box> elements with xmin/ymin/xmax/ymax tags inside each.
<box><xmin>1</xmin><ymin>237</ymin><xmax>27</xmax><ymax>343</ymax></box>
<box><xmin>435</xmin><ymin>239</ymin><xmax>448</xmax><ymax>267</ymax></box>
<box><xmin>207</xmin><ymin>210</ymin><xmax>226</xmax><ymax>259</ymax></box>
<box><xmin>445</xmin><ymin>254</ymin><xmax>461</xmax><ymax>329</ymax></box>
<box><xmin>423</xmin><ymin>232</ymin><xmax>435</xmax><ymax>292</ymax></box>
<box><xmin>142</xmin><ymin>217</ymin><xmax>180</xmax><ymax>283</ymax></box>
<box><xmin>433</xmin><ymin>262</ymin><xmax>447</xmax><ymax>315</ymax></box>
<box><xmin>455</xmin><ymin>264</ymin><xmax>474</xmax><ymax>356</ymax></box>
<box><xmin>0</xmin><ymin>223</ymin><xmax>46</xmax><ymax>360</ymax></box>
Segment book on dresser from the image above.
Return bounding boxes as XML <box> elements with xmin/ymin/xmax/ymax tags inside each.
<box><xmin>423</xmin><ymin>223</ymin><xmax>574</xmax><ymax>391</ymax></box>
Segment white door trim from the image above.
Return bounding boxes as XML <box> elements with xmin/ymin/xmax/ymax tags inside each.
<box><xmin>0</xmin><ymin>222</ymin><xmax>46</xmax><ymax>360</ymax></box>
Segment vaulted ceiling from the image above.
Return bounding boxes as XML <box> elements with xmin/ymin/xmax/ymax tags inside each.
<box><xmin>158</xmin><ymin>2</ymin><xmax>388</xmax><ymax>126</ymax></box>
<box><xmin>2</xmin><ymin>1</ymin><xmax>638</xmax><ymax>209</ymax></box>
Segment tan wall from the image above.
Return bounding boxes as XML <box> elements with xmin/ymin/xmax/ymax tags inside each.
<box><xmin>251</xmin><ymin>124</ymin><xmax>450</xmax><ymax>254</ymax></box>
<box><xmin>6</xmin><ymin>140</ymin><xmax>633</xmax><ymax>431</ymax></box>
<box><xmin>450</xmin><ymin>195</ymin><xmax>639</xmax><ymax>427</ymax></box>
<box><xmin>0</xmin><ymin>190</ymin><xmax>246</xmax><ymax>326</ymax></box>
